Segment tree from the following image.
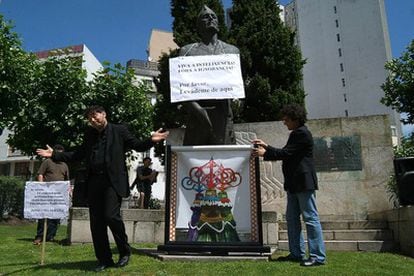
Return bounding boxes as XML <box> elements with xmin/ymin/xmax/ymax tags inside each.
<box><xmin>7</xmin><ymin>60</ymin><xmax>154</xmax><ymax>155</ymax></box>
<box><xmin>381</xmin><ymin>40</ymin><xmax>414</xmax><ymax>205</ymax></box>
<box><xmin>0</xmin><ymin>15</ymin><xmax>154</xmax><ymax>155</ymax></box>
<box><xmin>381</xmin><ymin>40</ymin><xmax>414</xmax><ymax>126</ymax></box>
<box><xmin>228</xmin><ymin>0</ymin><xmax>305</xmax><ymax>122</ymax></box>
<box><xmin>0</xmin><ymin>15</ymin><xmax>37</xmax><ymax>128</ymax></box>
<box><xmin>7</xmin><ymin>55</ymin><xmax>90</xmax><ymax>154</ymax></box>
<box><xmin>88</xmin><ymin>62</ymin><xmax>154</xmax><ymax>140</ymax></box>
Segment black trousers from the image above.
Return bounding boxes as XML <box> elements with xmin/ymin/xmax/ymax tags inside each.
<box><xmin>143</xmin><ymin>185</ymin><xmax>152</xmax><ymax>209</ymax></box>
<box><xmin>87</xmin><ymin>174</ymin><xmax>130</xmax><ymax>263</ymax></box>
<box><xmin>35</xmin><ymin>218</ymin><xmax>59</xmax><ymax>241</ymax></box>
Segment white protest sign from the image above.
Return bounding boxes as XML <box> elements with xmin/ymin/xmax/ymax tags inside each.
<box><xmin>169</xmin><ymin>54</ymin><xmax>245</xmax><ymax>103</ymax></box>
<box><xmin>24</xmin><ymin>181</ymin><xmax>70</xmax><ymax>219</ymax></box>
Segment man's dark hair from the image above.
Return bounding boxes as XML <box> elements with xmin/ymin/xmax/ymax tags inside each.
<box><xmin>143</xmin><ymin>157</ymin><xmax>152</xmax><ymax>162</ymax></box>
<box><xmin>280</xmin><ymin>104</ymin><xmax>307</xmax><ymax>126</ymax></box>
<box><xmin>84</xmin><ymin>105</ymin><xmax>106</xmax><ymax>118</ymax></box>
<box><xmin>53</xmin><ymin>144</ymin><xmax>65</xmax><ymax>151</ymax></box>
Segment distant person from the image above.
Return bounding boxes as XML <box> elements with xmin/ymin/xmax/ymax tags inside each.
<box><xmin>252</xmin><ymin>104</ymin><xmax>326</xmax><ymax>267</ymax></box>
<box><xmin>33</xmin><ymin>144</ymin><xmax>69</xmax><ymax>245</ymax></box>
<box><xmin>130</xmin><ymin>157</ymin><xmax>158</xmax><ymax>209</ymax></box>
<box><xmin>179</xmin><ymin>5</ymin><xmax>239</xmax><ymax>145</ymax></box>
<box><xmin>36</xmin><ymin>105</ymin><xmax>169</xmax><ymax>272</ymax></box>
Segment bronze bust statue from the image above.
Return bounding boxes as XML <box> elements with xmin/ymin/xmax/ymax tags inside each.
<box><xmin>180</xmin><ymin>5</ymin><xmax>239</xmax><ymax>146</ymax></box>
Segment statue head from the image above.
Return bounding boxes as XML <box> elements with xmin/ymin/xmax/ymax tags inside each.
<box><xmin>197</xmin><ymin>5</ymin><xmax>219</xmax><ymax>35</ymax></box>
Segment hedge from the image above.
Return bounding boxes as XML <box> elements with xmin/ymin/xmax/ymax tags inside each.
<box><xmin>0</xmin><ymin>176</ymin><xmax>25</xmax><ymax>220</ymax></box>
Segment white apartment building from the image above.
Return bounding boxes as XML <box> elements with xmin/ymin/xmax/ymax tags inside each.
<box><xmin>284</xmin><ymin>0</ymin><xmax>401</xmax><ymax>143</ymax></box>
<box><xmin>35</xmin><ymin>44</ymin><xmax>102</xmax><ymax>82</ymax></box>
<box><xmin>0</xmin><ymin>44</ymin><xmax>102</xmax><ymax>178</ymax></box>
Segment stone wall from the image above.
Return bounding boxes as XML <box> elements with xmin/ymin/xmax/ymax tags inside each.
<box><xmin>68</xmin><ymin>207</ymin><xmax>279</xmax><ymax>247</ymax></box>
<box><xmin>233</xmin><ymin>115</ymin><xmax>394</xmax><ymax>218</ymax></box>
<box><xmin>68</xmin><ymin>208</ymin><xmax>165</xmax><ymax>244</ymax></box>
<box><xmin>369</xmin><ymin>206</ymin><xmax>414</xmax><ymax>257</ymax></box>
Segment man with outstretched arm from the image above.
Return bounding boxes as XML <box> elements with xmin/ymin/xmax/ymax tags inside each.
<box><xmin>37</xmin><ymin>105</ymin><xmax>169</xmax><ymax>272</ymax></box>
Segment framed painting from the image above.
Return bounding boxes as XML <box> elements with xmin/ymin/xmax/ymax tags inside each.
<box><xmin>158</xmin><ymin>145</ymin><xmax>270</xmax><ymax>254</ymax></box>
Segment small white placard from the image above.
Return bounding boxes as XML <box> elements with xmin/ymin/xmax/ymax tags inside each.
<box><xmin>24</xmin><ymin>181</ymin><xmax>70</xmax><ymax>219</ymax></box>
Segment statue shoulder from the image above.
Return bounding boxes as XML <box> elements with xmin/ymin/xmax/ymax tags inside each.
<box><xmin>179</xmin><ymin>43</ymin><xmax>198</xmax><ymax>56</ymax></box>
<box><xmin>219</xmin><ymin>40</ymin><xmax>240</xmax><ymax>54</ymax></box>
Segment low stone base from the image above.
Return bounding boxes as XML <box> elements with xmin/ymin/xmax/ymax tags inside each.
<box><xmin>67</xmin><ymin>207</ymin><xmax>279</xmax><ymax>248</ymax></box>
<box><xmin>368</xmin><ymin>206</ymin><xmax>414</xmax><ymax>257</ymax></box>
<box><xmin>134</xmin><ymin>248</ymin><xmax>270</xmax><ymax>262</ymax></box>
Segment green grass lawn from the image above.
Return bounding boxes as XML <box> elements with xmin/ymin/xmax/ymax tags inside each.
<box><xmin>0</xmin><ymin>223</ymin><xmax>414</xmax><ymax>275</ymax></box>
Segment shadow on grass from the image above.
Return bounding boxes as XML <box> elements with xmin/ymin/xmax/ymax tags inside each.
<box><xmin>131</xmin><ymin>246</ymin><xmax>158</xmax><ymax>256</ymax></box>
<box><xmin>0</xmin><ymin>261</ymin><xmax>39</xmax><ymax>267</ymax></box>
<box><xmin>16</xmin><ymin>238</ymin><xmax>33</xmax><ymax>242</ymax></box>
<box><xmin>3</xmin><ymin>260</ymin><xmax>96</xmax><ymax>275</ymax></box>
<box><xmin>16</xmin><ymin>238</ymin><xmax>71</xmax><ymax>246</ymax></box>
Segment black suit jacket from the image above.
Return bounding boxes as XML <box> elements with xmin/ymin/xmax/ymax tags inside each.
<box><xmin>53</xmin><ymin>123</ymin><xmax>154</xmax><ymax>197</ymax></box>
<box><xmin>263</xmin><ymin>125</ymin><xmax>318</xmax><ymax>193</ymax></box>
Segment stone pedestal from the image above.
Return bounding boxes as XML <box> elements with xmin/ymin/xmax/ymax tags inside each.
<box><xmin>67</xmin><ymin>207</ymin><xmax>278</xmax><ymax>247</ymax></box>
<box><xmin>369</xmin><ymin>206</ymin><xmax>414</xmax><ymax>257</ymax></box>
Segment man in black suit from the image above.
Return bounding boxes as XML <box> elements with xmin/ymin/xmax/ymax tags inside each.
<box><xmin>252</xmin><ymin>104</ymin><xmax>326</xmax><ymax>267</ymax></box>
<box><xmin>36</xmin><ymin>105</ymin><xmax>169</xmax><ymax>272</ymax></box>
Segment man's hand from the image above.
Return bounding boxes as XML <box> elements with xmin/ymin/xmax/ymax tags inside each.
<box><xmin>36</xmin><ymin>145</ymin><xmax>53</xmax><ymax>158</ymax></box>
<box><xmin>151</xmin><ymin>128</ymin><xmax>169</xmax><ymax>143</ymax></box>
<box><xmin>251</xmin><ymin>139</ymin><xmax>268</xmax><ymax>157</ymax></box>
<box><xmin>252</xmin><ymin>146</ymin><xmax>266</xmax><ymax>157</ymax></box>
<box><xmin>149</xmin><ymin>170</ymin><xmax>158</xmax><ymax>182</ymax></box>
<box><xmin>252</xmin><ymin>139</ymin><xmax>268</xmax><ymax>148</ymax></box>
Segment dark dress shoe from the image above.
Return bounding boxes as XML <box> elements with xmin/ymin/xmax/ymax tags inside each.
<box><xmin>300</xmin><ymin>258</ymin><xmax>325</xmax><ymax>267</ymax></box>
<box><xmin>116</xmin><ymin>255</ymin><xmax>130</xmax><ymax>267</ymax></box>
<box><xmin>275</xmin><ymin>254</ymin><xmax>303</xmax><ymax>262</ymax></box>
<box><xmin>94</xmin><ymin>261</ymin><xmax>115</xmax><ymax>272</ymax></box>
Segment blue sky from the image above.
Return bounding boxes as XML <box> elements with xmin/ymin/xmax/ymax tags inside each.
<box><xmin>1</xmin><ymin>0</ymin><xmax>412</xmax><ymax>64</ymax></box>
<box><xmin>1</xmin><ymin>0</ymin><xmax>414</xmax><ymax>133</ymax></box>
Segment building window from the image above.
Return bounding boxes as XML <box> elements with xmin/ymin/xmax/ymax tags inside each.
<box><xmin>334</xmin><ymin>6</ymin><xmax>337</xmax><ymax>14</ymax></box>
<box><xmin>336</xmin><ymin>34</ymin><xmax>341</xmax><ymax>42</ymax></box>
<box><xmin>142</xmin><ymin>79</ymin><xmax>152</xmax><ymax>87</ymax></box>
<box><xmin>335</xmin><ymin>19</ymin><xmax>339</xmax><ymax>28</ymax></box>
<box><xmin>343</xmin><ymin>93</ymin><xmax>347</xmax><ymax>102</ymax></box>
<box><xmin>338</xmin><ymin>48</ymin><xmax>342</xmax><ymax>57</ymax></box>
<box><xmin>0</xmin><ymin>163</ymin><xmax>10</xmax><ymax>176</ymax></box>
<box><xmin>341</xmin><ymin>78</ymin><xmax>346</xmax><ymax>87</ymax></box>
<box><xmin>14</xmin><ymin>162</ymin><xmax>30</xmax><ymax>179</ymax></box>
<box><xmin>340</xmin><ymin>63</ymin><xmax>344</xmax><ymax>72</ymax></box>
<box><xmin>391</xmin><ymin>126</ymin><xmax>397</xmax><ymax>136</ymax></box>
<box><xmin>345</xmin><ymin>110</ymin><xmax>348</xmax><ymax>117</ymax></box>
